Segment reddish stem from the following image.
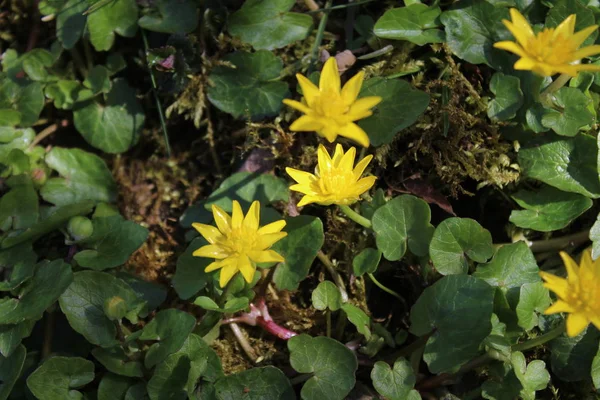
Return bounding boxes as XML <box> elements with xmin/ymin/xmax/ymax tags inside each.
<box><xmin>222</xmin><ymin>297</ymin><xmax>298</xmax><ymax>340</ymax></box>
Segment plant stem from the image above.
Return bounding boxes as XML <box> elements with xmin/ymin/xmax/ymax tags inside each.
<box><xmin>141</xmin><ymin>29</ymin><xmax>172</xmax><ymax>157</ymax></box>
<box><xmin>529</xmin><ymin>229</ymin><xmax>589</xmax><ymax>253</ymax></box>
<box><xmin>540</xmin><ymin>73</ymin><xmax>571</xmax><ymax>104</ymax></box>
<box><xmin>42</xmin><ymin>310</ymin><xmax>55</xmax><ymax>358</ymax></box>
<box><xmin>229</xmin><ymin>322</ymin><xmax>258</xmax><ymax>363</ymax></box>
<box><xmin>316</xmin><ymin>251</ymin><xmax>349</xmax><ymax>302</ymax></box>
<box><xmin>326</xmin><ymin>310</ymin><xmax>332</xmax><ymax>338</ymax></box>
<box><xmin>28</xmin><ymin>120</ymin><xmax>69</xmax><ymax>150</ymax></box>
<box><xmin>338</xmin><ymin>205</ymin><xmax>372</xmax><ymax>228</ymax></box>
<box><xmin>308</xmin><ymin>0</ymin><xmax>333</xmax><ymax>74</ymax></box>
<box><xmin>367</xmin><ymin>273</ymin><xmax>407</xmax><ymax>308</ymax></box>
<box><xmin>306</xmin><ymin>0</ymin><xmax>377</xmax><ymax>13</ymax></box>
<box><xmin>512</xmin><ymin>323</ymin><xmax>565</xmax><ymax>352</ymax></box>
<box><xmin>290</xmin><ymin>373</ymin><xmax>313</xmax><ymax>385</ymax></box>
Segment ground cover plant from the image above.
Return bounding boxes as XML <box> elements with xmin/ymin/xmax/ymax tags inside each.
<box><xmin>1</xmin><ymin>0</ymin><xmax>600</xmax><ymax>399</ymax></box>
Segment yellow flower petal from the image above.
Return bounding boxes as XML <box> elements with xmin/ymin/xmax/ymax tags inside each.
<box><xmin>347</xmin><ymin>96</ymin><xmax>382</xmax><ymax>117</ymax></box>
<box><xmin>289</xmin><ymin>115</ymin><xmax>323</xmax><ymax>132</ymax></box>
<box><xmin>286</xmin><ymin>167</ymin><xmax>316</xmax><ymax>185</ymax></box>
<box><xmin>508</xmin><ymin>8</ymin><xmax>534</xmax><ymax>44</ymax></box>
<box><xmin>493</xmin><ymin>41</ymin><xmax>528</xmax><ymax>58</ymax></box>
<box><xmin>503</xmin><ymin>20</ymin><xmax>532</xmax><ymax>48</ymax></box>
<box><xmin>248</xmin><ymin>249</ymin><xmax>285</xmax><ymax>263</ymax></box>
<box><xmin>514</xmin><ymin>57</ymin><xmax>538</xmax><ymax>71</ymax></box>
<box><xmin>317</xmin><ymin>145</ymin><xmax>333</xmax><ymax>174</ymax></box>
<box><xmin>354</xmin><ymin>176</ymin><xmax>377</xmax><ymax>194</ymax></box>
<box><xmin>289</xmin><ymin>183</ymin><xmax>315</xmax><ymax>195</ymax></box>
<box><xmin>332</xmin><ymin>143</ymin><xmax>345</xmax><ymax>166</ymax></box>
<box><xmin>353</xmin><ymin>155</ymin><xmax>373</xmax><ymax>180</ymax></box>
<box><xmin>337</xmin><ymin>122</ymin><xmax>370</xmax><ymax>148</ymax></box>
<box><xmin>572</xmin><ymin>45</ymin><xmax>600</xmax><ymax>61</ymax></box>
<box><xmin>559</xmin><ymin>251</ymin><xmax>580</xmax><ymax>285</ymax></box>
<box><xmin>257</xmin><ymin>220</ymin><xmax>287</xmax><ymax>235</ymax></box>
<box><xmin>211</xmin><ymin>204</ymin><xmax>231</xmax><ymax>235</ymax></box>
<box><xmin>544</xmin><ymin>299</ymin><xmax>575</xmax><ymax>314</ymax></box>
<box><xmin>571</xmin><ymin>64</ymin><xmax>600</xmax><ymax>73</ymax></box>
<box><xmin>255</xmin><ymin>232</ymin><xmax>288</xmax><ymax>250</ymax></box>
<box><xmin>231</xmin><ymin>200</ymin><xmax>243</xmax><ymax>230</ymax></box>
<box><xmin>205</xmin><ymin>259</ymin><xmax>225</xmax><ymax>273</ymax></box>
<box><xmin>319</xmin><ymin>124</ymin><xmax>339</xmax><ymax>142</ymax></box>
<box><xmin>338</xmin><ymin>146</ymin><xmax>357</xmax><ymax>171</ymax></box>
<box><xmin>296</xmin><ymin>74</ymin><xmax>320</xmax><ymax>107</ymax></box>
<box><xmin>219</xmin><ymin>262</ymin><xmax>239</xmax><ymax>288</ymax></box>
<box><xmin>193</xmin><ymin>244</ymin><xmax>229</xmax><ymax>259</ymax></box>
<box><xmin>320</xmin><ymin>57</ymin><xmax>341</xmax><ymax>93</ymax></box>
<box><xmin>283</xmin><ymin>99</ymin><xmax>312</xmax><ymax>115</ymax></box>
<box><xmin>192</xmin><ymin>223</ymin><xmax>223</xmax><ymax>244</ymax></box>
<box><xmin>571</xmin><ymin>25</ymin><xmax>598</xmax><ymax>47</ymax></box>
<box><xmin>554</xmin><ymin>14</ymin><xmax>576</xmax><ymax>39</ymax></box>
<box><xmin>243</xmin><ymin>200</ymin><xmax>260</xmax><ymax>231</ymax></box>
<box><xmin>341</xmin><ymin>71</ymin><xmax>365</xmax><ymax>105</ymax></box>
<box><xmin>566</xmin><ymin>312</ymin><xmax>589</xmax><ymax>337</ymax></box>
<box><xmin>297</xmin><ymin>195</ymin><xmax>319</xmax><ymax>207</ymax></box>
<box><xmin>238</xmin><ymin>254</ymin><xmax>255</xmax><ymax>283</ymax></box>
<box><xmin>540</xmin><ymin>271</ymin><xmax>570</xmax><ymax>299</ymax></box>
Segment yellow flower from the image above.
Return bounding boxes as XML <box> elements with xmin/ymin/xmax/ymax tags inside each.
<box><xmin>540</xmin><ymin>249</ymin><xmax>600</xmax><ymax>337</ymax></box>
<box><xmin>494</xmin><ymin>9</ymin><xmax>600</xmax><ymax>77</ymax></box>
<box><xmin>282</xmin><ymin>57</ymin><xmax>382</xmax><ymax>148</ymax></box>
<box><xmin>286</xmin><ymin>144</ymin><xmax>376</xmax><ymax>207</ymax></box>
<box><xmin>192</xmin><ymin>200</ymin><xmax>287</xmax><ymax>288</ymax></box>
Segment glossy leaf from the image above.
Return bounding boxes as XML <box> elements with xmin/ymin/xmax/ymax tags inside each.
<box><xmin>488</xmin><ymin>73</ymin><xmax>523</xmax><ymax>121</ymax></box>
<box><xmin>374</xmin><ymin>4</ymin><xmax>444</xmax><ymax>45</ymax></box>
<box><xmin>371</xmin><ymin>359</ymin><xmax>421</xmax><ymax>400</ymax></box>
<box><xmin>311</xmin><ymin>281</ymin><xmax>342</xmax><ymax>311</ymax></box>
<box><xmin>27</xmin><ymin>356</ymin><xmax>95</xmax><ymax>400</ymax></box>
<box><xmin>214</xmin><ymin>366</ymin><xmax>294</xmax><ymax>400</ymax></box>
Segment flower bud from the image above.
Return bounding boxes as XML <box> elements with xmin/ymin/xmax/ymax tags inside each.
<box><xmin>103</xmin><ymin>296</ymin><xmax>127</xmax><ymax>321</ymax></box>
<box><xmin>67</xmin><ymin>216</ymin><xmax>93</xmax><ymax>241</ymax></box>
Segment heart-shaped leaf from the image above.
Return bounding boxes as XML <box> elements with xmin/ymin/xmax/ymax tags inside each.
<box><xmin>27</xmin><ymin>356</ymin><xmax>95</xmax><ymax>400</ymax></box>
<box><xmin>374</xmin><ymin>4</ymin><xmax>444</xmax><ymax>45</ymax></box>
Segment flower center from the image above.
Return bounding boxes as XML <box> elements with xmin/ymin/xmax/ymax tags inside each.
<box><xmin>526</xmin><ymin>29</ymin><xmax>577</xmax><ymax>65</ymax></box>
<box><xmin>221</xmin><ymin>228</ymin><xmax>257</xmax><ymax>257</ymax></box>
<box><xmin>316</xmin><ymin>168</ymin><xmax>356</xmax><ymax>200</ymax></box>
<box><xmin>568</xmin><ymin>279</ymin><xmax>600</xmax><ymax>316</ymax></box>
<box><xmin>313</xmin><ymin>89</ymin><xmax>349</xmax><ymax>117</ymax></box>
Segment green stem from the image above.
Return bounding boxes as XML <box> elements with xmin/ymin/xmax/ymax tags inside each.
<box><xmin>495</xmin><ymin>229</ymin><xmax>589</xmax><ymax>254</ymax></box>
<box><xmin>367</xmin><ymin>273</ymin><xmax>407</xmax><ymax>308</ymax></box>
<box><xmin>290</xmin><ymin>373</ymin><xmax>313</xmax><ymax>385</ymax></box>
<box><xmin>540</xmin><ymin>73</ymin><xmax>571</xmax><ymax>105</ymax></box>
<box><xmin>306</xmin><ymin>0</ymin><xmax>377</xmax><ymax>13</ymax></box>
<box><xmin>338</xmin><ymin>205</ymin><xmax>372</xmax><ymax>228</ymax></box>
<box><xmin>326</xmin><ymin>310</ymin><xmax>332</xmax><ymax>338</ymax></box>
<box><xmin>316</xmin><ymin>251</ymin><xmax>349</xmax><ymax>302</ymax></box>
<box><xmin>512</xmin><ymin>323</ymin><xmax>565</xmax><ymax>352</ymax></box>
<box><xmin>308</xmin><ymin>0</ymin><xmax>333</xmax><ymax>74</ymax></box>
<box><xmin>141</xmin><ymin>29</ymin><xmax>172</xmax><ymax>157</ymax></box>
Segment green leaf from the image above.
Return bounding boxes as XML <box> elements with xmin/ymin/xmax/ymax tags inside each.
<box><xmin>515</xmin><ymin>282</ymin><xmax>551</xmax><ymax>332</ymax></box>
<box><xmin>0</xmin><ymin>79</ymin><xmax>44</xmax><ymax>127</ymax></box>
<box><xmin>73</xmin><ymin>215</ymin><xmax>148</xmax><ymax>270</ymax></box>
<box><xmin>0</xmin><ymin>128</ymin><xmax>34</xmax><ymax>161</ymax></box>
<box><xmin>358</xmin><ymin>78</ymin><xmax>429</xmax><ymax>147</ymax></box>
<box><xmin>288</xmin><ymin>334</ymin><xmax>357</xmax><ymax>400</ymax></box>
<box><xmin>172</xmin><ymin>238</ymin><xmax>211</xmax><ymax>300</ymax></box>
<box><xmin>27</xmin><ymin>356</ymin><xmax>95</xmax><ymax>400</ymax></box>
<box><xmin>0</xmin><ymin>261</ymin><xmax>35</xmax><ymax>292</ymax></box>
<box><xmin>88</xmin><ymin>0</ymin><xmax>138</xmax><ymax>51</ymax></box>
<box><xmin>117</xmin><ymin>272</ymin><xmax>167</xmax><ymax>317</ymax></box>
<box><xmin>0</xmin><ymin>182</ymin><xmax>39</xmax><ymax>231</ymax></box>
<box><xmin>540</xmin><ymin>87</ymin><xmax>594</xmax><ymax>137</ymax></box>
<box><xmin>372</xmin><ymin>195</ymin><xmax>434</xmax><ymax>261</ymax></box>
<box><xmin>21</xmin><ymin>49</ymin><xmax>56</xmax><ymax>82</ymax></box>
<box><xmin>73</xmin><ymin>79</ymin><xmax>145</xmax><ymax>153</ymax></box>
<box><xmin>518</xmin><ymin>133</ymin><xmax>600</xmax><ymax>198</ymax></box>
<box><xmin>473</xmin><ymin>242</ymin><xmax>540</xmax><ymax>291</ymax></box>
<box><xmin>429</xmin><ymin>217</ymin><xmax>494</xmax><ymax>275</ymax></box>
<box><xmin>41</xmin><ymin>147</ymin><xmax>117</xmax><ymax>206</ymax></box>
<box><xmin>1</xmin><ymin>201</ymin><xmax>95</xmax><ymax>249</ymax></box>
<box><xmin>592</xmin><ymin>344</ymin><xmax>600</xmax><ymax>391</ymax></box>
<box><xmin>551</xmin><ymin>327</ymin><xmax>600</xmax><ymax>382</ymax></box>
<box><xmin>228</xmin><ymin>0</ymin><xmax>312</xmax><ymax>50</ymax></box>
<box><xmin>193</xmin><ymin>296</ymin><xmax>249</xmax><ymax>314</ymax></box>
<box><xmin>373</xmin><ymin>4</ymin><xmax>444</xmax><ymax>45</ymax></box>
<box><xmin>125</xmin><ymin>383</ymin><xmax>148</xmax><ymax>400</ymax></box>
<box><xmin>147</xmin><ymin>333</ymin><xmax>223</xmax><ymax>399</ymax></box>
<box><xmin>341</xmin><ymin>303</ymin><xmax>371</xmax><ymax>339</ymax></box>
<box><xmin>0</xmin><ymin>344</ymin><xmax>26</xmax><ymax>399</ymax></box>
<box><xmin>0</xmin><ymin>320</ymin><xmax>33</xmax><ymax>357</ymax></box>
<box><xmin>59</xmin><ymin>270</ymin><xmax>145</xmax><ymax>347</ymax></box>
<box><xmin>84</xmin><ymin>66</ymin><xmax>112</xmax><ymax>94</ymax></box>
<box><xmin>509</xmin><ymin>185</ymin><xmax>592</xmax><ymax>232</ymax></box>
<box><xmin>410</xmin><ymin>275</ymin><xmax>495</xmax><ymax>373</ymax></box>
<box><xmin>511</xmin><ymin>351</ymin><xmax>550</xmax><ymax>400</ymax></box>
<box><xmin>138</xmin><ymin>0</ymin><xmax>198</xmax><ymax>33</ymax></box>
<box><xmin>98</xmin><ymin>373</ymin><xmax>133</xmax><ymax>400</ymax></box>
<box><xmin>0</xmin><ymin>259</ymin><xmax>72</xmax><ymax>324</ymax></box>
<box><xmin>272</xmin><ymin>216</ymin><xmax>324</xmax><ymax>291</ymax></box>
<box><xmin>440</xmin><ymin>0</ymin><xmax>509</xmax><ymax>66</ymax></box>
<box><xmin>214</xmin><ymin>366</ymin><xmax>294</xmax><ymax>400</ymax></box>
<box><xmin>92</xmin><ymin>346</ymin><xmax>144</xmax><ymax>378</ymax></box>
<box><xmin>311</xmin><ymin>281</ymin><xmax>342</xmax><ymax>311</ymax></box>
<box><xmin>488</xmin><ymin>73</ymin><xmax>523</xmax><ymax>121</ymax></box>
<box><xmin>352</xmin><ymin>248</ymin><xmax>381</xmax><ymax>277</ymax></box>
<box><xmin>139</xmin><ymin>309</ymin><xmax>196</xmax><ymax>368</ymax></box>
<box><xmin>56</xmin><ymin>0</ymin><xmax>88</xmax><ymax>49</ymax></box>
<box><xmin>207</xmin><ymin>51</ymin><xmax>289</xmax><ymax>119</ymax></box>
<box><xmin>371</xmin><ymin>359</ymin><xmax>421</xmax><ymax>400</ymax></box>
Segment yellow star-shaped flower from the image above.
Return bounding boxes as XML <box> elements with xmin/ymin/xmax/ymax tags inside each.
<box><xmin>286</xmin><ymin>144</ymin><xmax>376</xmax><ymax>207</ymax></box>
<box><xmin>283</xmin><ymin>57</ymin><xmax>382</xmax><ymax>148</ymax></box>
<box><xmin>192</xmin><ymin>200</ymin><xmax>287</xmax><ymax>288</ymax></box>
<box><xmin>494</xmin><ymin>8</ymin><xmax>600</xmax><ymax>77</ymax></box>
<box><xmin>541</xmin><ymin>249</ymin><xmax>600</xmax><ymax>337</ymax></box>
